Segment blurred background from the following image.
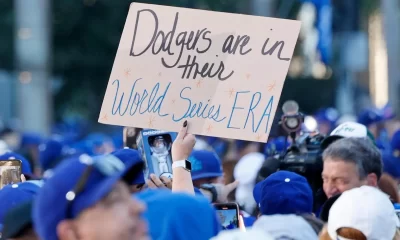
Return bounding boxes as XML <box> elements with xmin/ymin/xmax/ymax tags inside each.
<box><xmin>0</xmin><ymin>0</ymin><xmax>399</xmax><ymax>161</ymax></box>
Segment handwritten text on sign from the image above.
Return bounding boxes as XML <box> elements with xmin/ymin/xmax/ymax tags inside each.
<box><xmin>99</xmin><ymin>3</ymin><xmax>301</xmax><ymax>142</ymax></box>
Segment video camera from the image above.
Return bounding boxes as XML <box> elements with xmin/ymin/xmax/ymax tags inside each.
<box><xmin>258</xmin><ymin>100</ymin><xmax>327</xmax><ymax>210</ymax></box>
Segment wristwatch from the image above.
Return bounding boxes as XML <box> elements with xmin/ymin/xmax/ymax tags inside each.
<box><xmin>200</xmin><ymin>183</ymin><xmax>218</xmax><ymax>203</ymax></box>
<box><xmin>172</xmin><ymin>159</ymin><xmax>192</xmax><ymax>172</ymax></box>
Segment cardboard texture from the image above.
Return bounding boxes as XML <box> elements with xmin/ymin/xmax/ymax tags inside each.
<box><xmin>99</xmin><ymin>3</ymin><xmax>301</xmax><ymax>142</ymax></box>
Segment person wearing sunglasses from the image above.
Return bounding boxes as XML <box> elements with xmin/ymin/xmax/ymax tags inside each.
<box><xmin>32</xmin><ymin>154</ymin><xmax>149</xmax><ymax>240</ymax></box>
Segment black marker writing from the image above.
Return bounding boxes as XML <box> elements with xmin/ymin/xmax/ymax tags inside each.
<box><xmin>222</xmin><ymin>35</ymin><xmax>252</xmax><ymax>55</ymax></box>
<box><xmin>261</xmin><ymin>39</ymin><xmax>291</xmax><ymax>61</ymax></box>
<box><xmin>129</xmin><ymin>9</ymin><xmax>236</xmax><ymax>80</ymax></box>
<box><xmin>178</xmin><ymin>55</ymin><xmax>234</xmax><ymax>80</ymax></box>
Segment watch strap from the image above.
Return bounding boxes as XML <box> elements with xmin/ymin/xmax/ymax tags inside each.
<box><xmin>172</xmin><ymin>160</ymin><xmax>190</xmax><ymax>172</ymax></box>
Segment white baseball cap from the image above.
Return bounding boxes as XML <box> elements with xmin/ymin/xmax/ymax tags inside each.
<box><xmin>321</xmin><ymin>122</ymin><xmax>370</xmax><ymax>149</ymax></box>
<box><xmin>328</xmin><ymin>186</ymin><xmax>400</xmax><ymax>240</ymax></box>
<box><xmin>234</xmin><ymin>152</ymin><xmax>265</xmax><ymax>185</ymax></box>
<box><xmin>234</xmin><ymin>152</ymin><xmax>265</xmax><ymax>213</ymax></box>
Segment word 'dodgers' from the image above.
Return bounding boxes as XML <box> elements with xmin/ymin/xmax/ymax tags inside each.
<box><xmin>99</xmin><ymin>3</ymin><xmax>301</xmax><ymax>142</ymax></box>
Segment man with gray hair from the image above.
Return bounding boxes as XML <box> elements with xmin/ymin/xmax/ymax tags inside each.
<box><xmin>321</xmin><ymin>137</ymin><xmax>382</xmax><ymax>199</ymax></box>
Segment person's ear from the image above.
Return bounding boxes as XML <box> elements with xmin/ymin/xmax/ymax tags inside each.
<box><xmin>57</xmin><ymin>220</ymin><xmax>79</xmax><ymax>240</ymax></box>
<box><xmin>366</xmin><ymin>173</ymin><xmax>378</xmax><ymax>187</ymax></box>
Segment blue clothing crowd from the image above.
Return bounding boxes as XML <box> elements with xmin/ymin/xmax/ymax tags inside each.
<box><xmin>0</xmin><ymin>104</ymin><xmax>400</xmax><ymax>240</ymax></box>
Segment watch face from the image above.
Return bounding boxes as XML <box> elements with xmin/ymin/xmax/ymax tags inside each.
<box><xmin>186</xmin><ymin>160</ymin><xmax>192</xmax><ymax>171</ymax></box>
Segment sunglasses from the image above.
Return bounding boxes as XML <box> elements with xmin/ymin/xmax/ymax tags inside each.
<box><xmin>64</xmin><ymin>154</ymin><xmax>126</xmax><ymax>219</ymax></box>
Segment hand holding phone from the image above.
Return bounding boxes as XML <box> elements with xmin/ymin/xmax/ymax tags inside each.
<box><xmin>0</xmin><ymin>159</ymin><xmax>22</xmax><ymax>189</ymax></box>
<box><xmin>123</xmin><ymin>127</ymin><xmax>141</xmax><ymax>149</ymax></box>
<box><xmin>214</xmin><ymin>203</ymin><xmax>240</xmax><ymax>230</ymax></box>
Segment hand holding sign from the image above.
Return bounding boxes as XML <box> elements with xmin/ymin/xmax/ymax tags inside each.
<box><xmin>99</xmin><ymin>3</ymin><xmax>301</xmax><ymax>142</ymax></box>
<box><xmin>171</xmin><ymin>120</ymin><xmax>196</xmax><ymax>161</ymax></box>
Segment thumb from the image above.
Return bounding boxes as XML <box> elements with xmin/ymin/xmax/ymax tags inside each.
<box><xmin>176</xmin><ymin>120</ymin><xmax>188</xmax><ymax>140</ymax></box>
<box><xmin>238</xmin><ymin>215</ymin><xmax>246</xmax><ymax>232</ymax></box>
<box><xmin>225</xmin><ymin>180</ymin><xmax>239</xmax><ymax>194</ymax></box>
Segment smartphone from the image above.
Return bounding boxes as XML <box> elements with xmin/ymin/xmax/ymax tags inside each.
<box><xmin>123</xmin><ymin>127</ymin><xmax>142</xmax><ymax>149</ymax></box>
<box><xmin>0</xmin><ymin>160</ymin><xmax>22</xmax><ymax>189</ymax></box>
<box><xmin>214</xmin><ymin>203</ymin><xmax>240</xmax><ymax>230</ymax></box>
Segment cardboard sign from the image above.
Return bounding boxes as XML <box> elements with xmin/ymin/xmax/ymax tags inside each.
<box><xmin>99</xmin><ymin>3</ymin><xmax>301</xmax><ymax>142</ymax></box>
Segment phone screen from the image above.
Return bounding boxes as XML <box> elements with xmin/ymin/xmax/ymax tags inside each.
<box><xmin>0</xmin><ymin>160</ymin><xmax>22</xmax><ymax>189</ymax></box>
<box><xmin>123</xmin><ymin>127</ymin><xmax>142</xmax><ymax>149</ymax></box>
<box><xmin>215</xmin><ymin>203</ymin><xmax>239</xmax><ymax>230</ymax></box>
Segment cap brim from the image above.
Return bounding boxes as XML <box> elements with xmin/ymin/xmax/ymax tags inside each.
<box><xmin>191</xmin><ymin>172</ymin><xmax>223</xmax><ymax>181</ymax></box>
<box><xmin>131</xmin><ymin>171</ymin><xmax>145</xmax><ymax>185</ymax></box>
<box><xmin>72</xmin><ymin>161</ymin><xmax>144</xmax><ymax>217</ymax></box>
<box><xmin>22</xmin><ymin>173</ymin><xmax>40</xmax><ymax>181</ymax></box>
<box><xmin>320</xmin><ymin>136</ymin><xmax>344</xmax><ymax>150</ymax></box>
<box><xmin>253</xmin><ymin>181</ymin><xmax>263</xmax><ymax>205</ymax></box>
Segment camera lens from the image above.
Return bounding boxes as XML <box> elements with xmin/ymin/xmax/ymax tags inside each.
<box><xmin>282</xmin><ymin>100</ymin><xmax>299</xmax><ymax>115</ymax></box>
<box><xmin>286</xmin><ymin>118</ymin><xmax>299</xmax><ymax>129</ymax></box>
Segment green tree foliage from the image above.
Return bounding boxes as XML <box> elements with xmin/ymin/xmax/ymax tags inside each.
<box><xmin>43</xmin><ymin>0</ymin><xmax>241</xmax><ymax>120</ymax></box>
<box><xmin>0</xmin><ymin>0</ymin><xmax>241</xmax><ymax>121</ymax></box>
<box><xmin>361</xmin><ymin>0</ymin><xmax>380</xmax><ymax>17</ymax></box>
<box><xmin>0</xmin><ymin>0</ymin><xmax>14</xmax><ymax>70</ymax></box>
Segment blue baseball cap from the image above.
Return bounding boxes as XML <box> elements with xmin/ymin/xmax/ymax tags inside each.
<box><xmin>382</xmin><ymin>153</ymin><xmax>400</xmax><ymax>179</ymax></box>
<box><xmin>33</xmin><ymin>154</ymin><xmax>144</xmax><ymax>240</ymax></box>
<box><xmin>0</xmin><ymin>180</ymin><xmax>43</xmax><ymax>224</ymax></box>
<box><xmin>85</xmin><ymin>132</ymin><xmax>112</xmax><ymax>148</ymax></box>
<box><xmin>0</xmin><ymin>151</ymin><xmax>32</xmax><ymax>175</ymax></box>
<box><xmin>357</xmin><ymin>109</ymin><xmax>383</xmax><ymax>127</ymax></box>
<box><xmin>264</xmin><ymin>136</ymin><xmax>287</xmax><ymax>156</ymax></box>
<box><xmin>254</xmin><ymin>171</ymin><xmax>313</xmax><ymax>215</ymax></box>
<box><xmin>20</xmin><ymin>132</ymin><xmax>42</xmax><ymax>147</ymax></box>
<box><xmin>111</xmin><ymin>148</ymin><xmax>145</xmax><ymax>185</ymax></box>
<box><xmin>189</xmin><ymin>150</ymin><xmax>223</xmax><ymax>181</ymax></box>
<box><xmin>391</xmin><ymin>130</ymin><xmax>400</xmax><ymax>151</ymax></box>
<box><xmin>39</xmin><ymin>139</ymin><xmax>64</xmax><ymax>171</ymax></box>
<box><xmin>315</xmin><ymin>108</ymin><xmax>339</xmax><ymax>124</ymax></box>
<box><xmin>381</xmin><ymin>103</ymin><xmax>396</xmax><ymax>120</ymax></box>
<box><xmin>136</xmin><ymin>189</ymin><xmax>220</xmax><ymax>240</ymax></box>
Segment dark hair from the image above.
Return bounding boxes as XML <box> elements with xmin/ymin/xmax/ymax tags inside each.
<box><xmin>323</xmin><ymin>137</ymin><xmax>383</xmax><ymax>180</ymax></box>
<box><xmin>319</xmin><ymin>193</ymin><xmax>341</xmax><ymax>222</ymax></box>
<box><xmin>255</xmin><ymin>157</ymin><xmax>280</xmax><ymax>183</ymax></box>
<box><xmin>14</xmin><ymin>225</ymin><xmax>35</xmax><ymax>239</ymax></box>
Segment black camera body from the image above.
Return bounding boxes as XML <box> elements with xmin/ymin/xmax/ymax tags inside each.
<box><xmin>279</xmin><ymin>133</ymin><xmax>325</xmax><ymax>193</ymax></box>
<box><xmin>257</xmin><ymin>101</ymin><xmax>327</xmax><ymax>211</ymax></box>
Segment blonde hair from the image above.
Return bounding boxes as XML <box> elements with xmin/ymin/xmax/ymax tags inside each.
<box><xmin>319</xmin><ymin>225</ymin><xmax>400</xmax><ymax>240</ymax></box>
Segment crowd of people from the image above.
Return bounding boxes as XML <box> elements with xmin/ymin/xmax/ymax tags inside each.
<box><xmin>0</xmin><ymin>103</ymin><xmax>400</xmax><ymax>240</ymax></box>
